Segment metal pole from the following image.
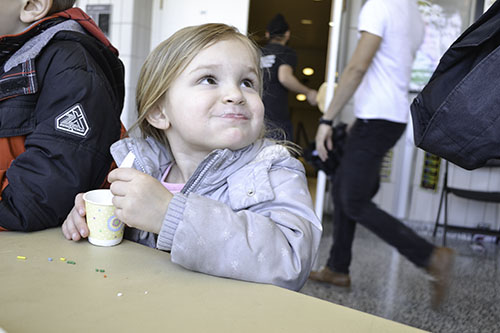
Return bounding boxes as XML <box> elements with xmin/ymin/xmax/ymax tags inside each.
<box><xmin>314</xmin><ymin>0</ymin><xmax>344</xmax><ymax>221</ymax></box>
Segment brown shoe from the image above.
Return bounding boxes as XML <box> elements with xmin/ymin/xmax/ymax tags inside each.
<box><xmin>309</xmin><ymin>267</ymin><xmax>351</xmax><ymax>287</ymax></box>
<box><xmin>426</xmin><ymin>247</ymin><xmax>455</xmax><ymax>309</ymax></box>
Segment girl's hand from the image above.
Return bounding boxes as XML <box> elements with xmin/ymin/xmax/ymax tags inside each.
<box><xmin>62</xmin><ymin>193</ymin><xmax>89</xmax><ymax>241</ymax></box>
<box><xmin>108</xmin><ymin>168</ymin><xmax>173</xmax><ymax>234</ymax></box>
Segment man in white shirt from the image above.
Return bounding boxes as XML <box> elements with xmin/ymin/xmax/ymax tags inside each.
<box><xmin>310</xmin><ymin>0</ymin><xmax>454</xmax><ymax>309</ymax></box>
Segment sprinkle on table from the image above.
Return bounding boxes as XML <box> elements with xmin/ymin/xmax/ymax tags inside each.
<box><xmin>66</xmin><ymin>261</ymin><xmax>76</xmax><ymax>265</ymax></box>
<box><xmin>16</xmin><ymin>256</ymin><xmax>26</xmax><ymax>260</ymax></box>
<box><xmin>60</xmin><ymin>257</ymin><xmax>66</xmax><ymax>261</ymax></box>
<box><xmin>48</xmin><ymin>258</ymin><xmax>53</xmax><ymax>262</ymax></box>
<box><xmin>117</xmin><ymin>292</ymin><xmax>123</xmax><ymax>297</ymax></box>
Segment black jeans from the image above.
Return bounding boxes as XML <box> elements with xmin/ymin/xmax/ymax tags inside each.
<box><xmin>327</xmin><ymin>119</ymin><xmax>435</xmax><ymax>274</ymax></box>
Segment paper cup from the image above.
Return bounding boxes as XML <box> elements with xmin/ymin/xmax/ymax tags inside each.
<box><xmin>83</xmin><ymin>189</ymin><xmax>124</xmax><ymax>246</ymax></box>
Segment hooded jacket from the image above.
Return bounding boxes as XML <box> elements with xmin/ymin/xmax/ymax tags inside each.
<box><xmin>111</xmin><ymin>137</ymin><xmax>322</xmax><ymax>291</ymax></box>
<box><xmin>0</xmin><ymin>8</ymin><xmax>124</xmax><ymax>231</ymax></box>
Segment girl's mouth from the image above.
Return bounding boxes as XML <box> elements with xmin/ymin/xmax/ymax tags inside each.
<box><xmin>221</xmin><ymin>113</ymin><xmax>249</xmax><ymax>120</ymax></box>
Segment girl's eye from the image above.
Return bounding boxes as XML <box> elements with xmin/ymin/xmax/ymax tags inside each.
<box><xmin>200</xmin><ymin>76</ymin><xmax>217</xmax><ymax>85</ymax></box>
<box><xmin>241</xmin><ymin>79</ymin><xmax>255</xmax><ymax>89</ymax></box>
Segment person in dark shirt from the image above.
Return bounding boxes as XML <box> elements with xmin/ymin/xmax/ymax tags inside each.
<box><xmin>261</xmin><ymin>14</ymin><xmax>317</xmax><ymax>141</ymax></box>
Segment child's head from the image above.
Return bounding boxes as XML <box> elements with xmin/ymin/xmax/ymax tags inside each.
<box><xmin>1</xmin><ymin>0</ymin><xmax>76</xmax><ymax>36</ymax></box>
<box><xmin>135</xmin><ymin>23</ymin><xmax>264</xmax><ymax>154</ymax></box>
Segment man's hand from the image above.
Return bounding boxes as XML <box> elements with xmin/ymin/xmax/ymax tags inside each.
<box><xmin>307</xmin><ymin>89</ymin><xmax>318</xmax><ymax>106</ymax></box>
<box><xmin>108</xmin><ymin>168</ymin><xmax>173</xmax><ymax>234</ymax></box>
<box><xmin>315</xmin><ymin>123</ymin><xmax>334</xmax><ymax>162</ymax></box>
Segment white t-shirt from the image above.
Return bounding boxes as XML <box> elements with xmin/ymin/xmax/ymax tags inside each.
<box><xmin>353</xmin><ymin>0</ymin><xmax>424</xmax><ymax>123</ymax></box>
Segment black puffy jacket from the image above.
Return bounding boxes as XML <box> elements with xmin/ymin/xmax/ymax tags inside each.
<box><xmin>0</xmin><ymin>13</ymin><xmax>124</xmax><ymax>231</ymax></box>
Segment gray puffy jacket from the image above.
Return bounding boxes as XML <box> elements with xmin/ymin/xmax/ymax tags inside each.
<box><xmin>110</xmin><ymin>137</ymin><xmax>322</xmax><ymax>291</ymax></box>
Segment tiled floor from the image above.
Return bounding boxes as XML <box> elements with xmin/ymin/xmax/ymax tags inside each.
<box><xmin>301</xmin><ymin>217</ymin><xmax>500</xmax><ymax>332</ymax></box>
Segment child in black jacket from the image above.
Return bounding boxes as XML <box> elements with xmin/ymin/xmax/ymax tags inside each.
<box><xmin>0</xmin><ymin>0</ymin><xmax>124</xmax><ymax>231</ymax></box>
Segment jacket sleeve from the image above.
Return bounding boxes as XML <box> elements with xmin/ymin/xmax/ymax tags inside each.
<box><xmin>157</xmin><ymin>159</ymin><xmax>322</xmax><ymax>291</ymax></box>
<box><xmin>0</xmin><ymin>40</ymin><xmax>123</xmax><ymax>231</ymax></box>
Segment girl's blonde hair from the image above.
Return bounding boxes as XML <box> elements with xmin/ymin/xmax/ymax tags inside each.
<box><xmin>132</xmin><ymin>23</ymin><xmax>263</xmax><ymax>146</ymax></box>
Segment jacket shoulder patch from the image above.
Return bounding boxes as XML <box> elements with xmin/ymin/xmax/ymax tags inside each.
<box><xmin>55</xmin><ymin>103</ymin><xmax>90</xmax><ymax>137</ymax></box>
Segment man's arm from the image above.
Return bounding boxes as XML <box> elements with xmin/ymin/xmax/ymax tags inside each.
<box><xmin>323</xmin><ymin>31</ymin><xmax>382</xmax><ymax>121</ymax></box>
<box><xmin>315</xmin><ymin>31</ymin><xmax>382</xmax><ymax>161</ymax></box>
<box><xmin>278</xmin><ymin>65</ymin><xmax>318</xmax><ymax>106</ymax></box>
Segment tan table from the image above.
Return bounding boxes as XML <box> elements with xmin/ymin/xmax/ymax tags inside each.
<box><xmin>0</xmin><ymin>229</ymin><xmax>427</xmax><ymax>333</ymax></box>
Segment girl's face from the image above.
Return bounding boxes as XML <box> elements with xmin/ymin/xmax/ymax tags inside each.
<box><xmin>159</xmin><ymin>39</ymin><xmax>264</xmax><ymax>156</ymax></box>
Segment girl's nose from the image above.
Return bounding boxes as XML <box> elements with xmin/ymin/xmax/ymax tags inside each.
<box><xmin>223</xmin><ymin>85</ymin><xmax>246</xmax><ymax>105</ymax></box>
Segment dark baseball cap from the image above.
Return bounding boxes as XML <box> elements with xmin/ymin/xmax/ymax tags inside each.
<box><xmin>267</xmin><ymin>14</ymin><xmax>289</xmax><ymax>36</ymax></box>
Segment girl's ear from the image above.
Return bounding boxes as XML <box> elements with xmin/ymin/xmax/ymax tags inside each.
<box><xmin>20</xmin><ymin>0</ymin><xmax>53</xmax><ymax>24</ymax></box>
<box><xmin>146</xmin><ymin>106</ymin><xmax>170</xmax><ymax>130</ymax></box>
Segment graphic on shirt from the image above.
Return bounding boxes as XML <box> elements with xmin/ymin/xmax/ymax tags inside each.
<box><xmin>55</xmin><ymin>103</ymin><xmax>90</xmax><ymax>137</ymax></box>
<box><xmin>260</xmin><ymin>54</ymin><xmax>276</xmax><ymax>68</ymax></box>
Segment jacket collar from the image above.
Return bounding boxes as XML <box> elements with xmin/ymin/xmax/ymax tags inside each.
<box><xmin>0</xmin><ymin>16</ymin><xmax>64</xmax><ymax>69</ymax></box>
<box><xmin>4</xmin><ymin>20</ymin><xmax>85</xmax><ymax>73</ymax></box>
<box><xmin>110</xmin><ymin>137</ymin><xmax>270</xmax><ymax>182</ymax></box>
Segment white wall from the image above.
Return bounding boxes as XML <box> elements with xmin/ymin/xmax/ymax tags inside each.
<box><xmin>408</xmin><ymin>152</ymin><xmax>500</xmax><ymax>231</ymax></box>
<box><xmin>75</xmin><ymin>0</ymin><xmax>153</xmax><ymax>129</ymax></box>
<box><xmin>150</xmin><ymin>0</ymin><xmax>250</xmax><ymax>50</ymax></box>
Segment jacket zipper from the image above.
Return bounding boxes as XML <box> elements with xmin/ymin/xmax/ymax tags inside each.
<box><xmin>181</xmin><ymin>151</ymin><xmax>221</xmax><ymax>195</ymax></box>
<box><xmin>130</xmin><ymin>144</ymin><xmax>147</xmax><ymax>174</ymax></box>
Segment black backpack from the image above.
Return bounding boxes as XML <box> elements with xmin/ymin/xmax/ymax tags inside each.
<box><xmin>410</xmin><ymin>2</ymin><xmax>500</xmax><ymax>170</ymax></box>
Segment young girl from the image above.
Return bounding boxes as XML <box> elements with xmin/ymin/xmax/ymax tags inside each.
<box><xmin>62</xmin><ymin>23</ymin><xmax>322</xmax><ymax>291</ymax></box>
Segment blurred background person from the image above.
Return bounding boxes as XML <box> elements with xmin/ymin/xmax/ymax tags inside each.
<box><xmin>261</xmin><ymin>14</ymin><xmax>318</xmax><ymax>142</ymax></box>
<box><xmin>310</xmin><ymin>0</ymin><xmax>454</xmax><ymax>309</ymax></box>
